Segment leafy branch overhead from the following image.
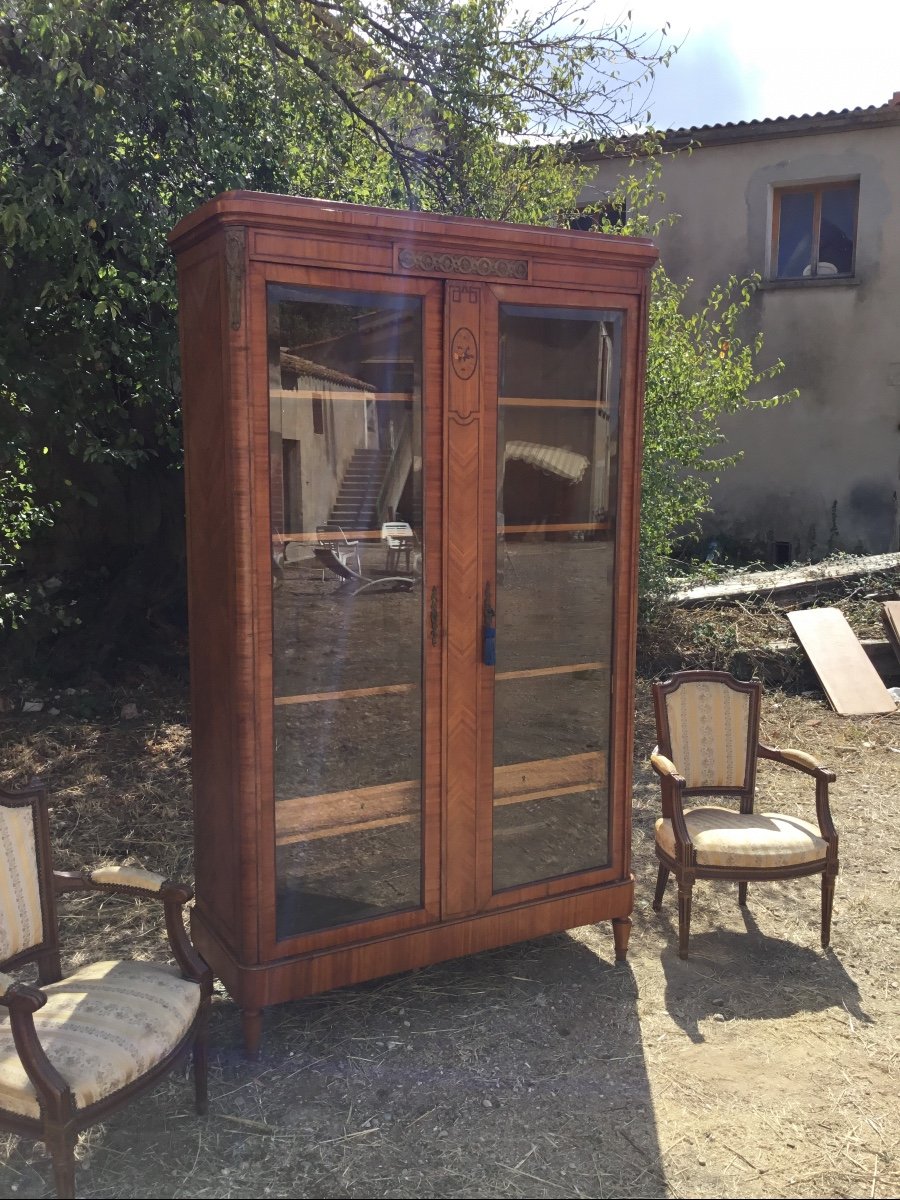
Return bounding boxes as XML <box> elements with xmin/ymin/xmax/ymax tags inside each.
<box><xmin>213</xmin><ymin>0</ymin><xmax>673</xmax><ymax>213</ymax></box>
<box><xmin>0</xmin><ymin>0</ymin><xmax>672</xmax><ymax>651</ymax></box>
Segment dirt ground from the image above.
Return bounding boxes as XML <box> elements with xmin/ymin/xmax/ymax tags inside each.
<box><xmin>1</xmin><ymin>602</ymin><xmax>899</xmax><ymax>1197</ymax></box>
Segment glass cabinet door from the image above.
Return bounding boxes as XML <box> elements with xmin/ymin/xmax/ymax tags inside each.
<box><xmin>267</xmin><ymin>284</ymin><xmax>426</xmax><ymax>939</ymax></box>
<box><xmin>492</xmin><ymin>304</ymin><xmax>622</xmax><ymax>891</ymax></box>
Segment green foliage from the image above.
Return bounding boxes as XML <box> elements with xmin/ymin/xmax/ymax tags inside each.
<box><xmin>584</xmin><ymin>154</ymin><xmax>797</xmax><ymax>616</ymax></box>
<box><xmin>0</xmin><ymin>0</ymin><xmax>670</xmax><ymax>650</ymax></box>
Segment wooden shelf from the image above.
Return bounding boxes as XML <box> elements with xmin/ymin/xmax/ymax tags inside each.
<box><xmin>277</xmin><ymin>530</ymin><xmax>392</xmax><ymax>543</ymax></box>
<box><xmin>275</xmin><ymin>683</ymin><xmax>415</xmax><ymax>706</ymax></box>
<box><xmin>271</xmin><ymin>388</ymin><xmax>414</xmax><ymax>404</ymax></box>
<box><xmin>274</xmin><ymin>665</ymin><xmax>605</xmax><ymax>708</ymax></box>
<box><xmin>276</xmin><ymin>752</ymin><xmax>604</xmax><ymax>845</ymax></box>
<box><xmin>496</xmin><ymin>662</ymin><xmax>606</xmax><ymax>681</ymax></box>
<box><xmin>500</xmin><ymin>397</ymin><xmax>609</xmax><ymax>409</ymax></box>
<box><xmin>502</xmin><ymin>521</ymin><xmax>611</xmax><ymax>535</ymax></box>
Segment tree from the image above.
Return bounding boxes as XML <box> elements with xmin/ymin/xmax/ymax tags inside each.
<box><xmin>583</xmin><ymin>151</ymin><xmax>798</xmax><ymax>614</ymax></box>
<box><xmin>0</xmin><ymin>0</ymin><xmax>670</xmax><ymax>669</ymax></box>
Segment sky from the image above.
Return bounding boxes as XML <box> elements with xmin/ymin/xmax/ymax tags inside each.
<box><xmin>584</xmin><ymin>0</ymin><xmax>900</xmax><ymax>131</ymax></box>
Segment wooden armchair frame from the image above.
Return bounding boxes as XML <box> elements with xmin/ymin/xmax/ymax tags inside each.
<box><xmin>0</xmin><ymin>780</ymin><xmax>212</xmax><ymax>1198</ymax></box>
<box><xmin>651</xmin><ymin>671</ymin><xmax>839</xmax><ymax>959</ymax></box>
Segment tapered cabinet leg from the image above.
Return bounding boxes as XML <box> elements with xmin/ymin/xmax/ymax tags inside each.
<box><xmin>738</xmin><ymin>881</ymin><xmax>748</xmax><ymax>907</ymax></box>
<box><xmin>242</xmin><ymin>1008</ymin><xmax>263</xmax><ymax>1060</ymax></box>
<box><xmin>653</xmin><ymin>864</ymin><xmax>669</xmax><ymax>911</ymax></box>
<box><xmin>677</xmin><ymin>881</ymin><xmax>693</xmax><ymax>959</ymax></box>
<box><xmin>821</xmin><ymin>871</ymin><xmax>836</xmax><ymax>948</ymax></box>
<box><xmin>612</xmin><ymin>915</ymin><xmax>632</xmax><ymax>963</ymax></box>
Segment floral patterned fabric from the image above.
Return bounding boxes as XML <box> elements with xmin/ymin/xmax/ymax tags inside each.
<box><xmin>664</xmin><ymin>681</ymin><xmax>751</xmax><ymax>789</ymax></box>
<box><xmin>655</xmin><ymin>806</ymin><xmax>828</xmax><ymax>869</ymax></box>
<box><xmin>0</xmin><ymin>806</ymin><xmax>43</xmax><ymax>962</ymax></box>
<box><xmin>0</xmin><ymin>960</ymin><xmax>200</xmax><ymax>1118</ymax></box>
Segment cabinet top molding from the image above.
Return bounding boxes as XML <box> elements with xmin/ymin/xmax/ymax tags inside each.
<box><xmin>168</xmin><ymin>190</ymin><xmax>658</xmax><ymax>273</ymax></box>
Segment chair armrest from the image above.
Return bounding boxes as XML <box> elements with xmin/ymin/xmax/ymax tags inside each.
<box><xmin>757</xmin><ymin>743</ymin><xmax>838</xmax><ymax>848</ymax></box>
<box><xmin>649</xmin><ymin>749</ymin><xmax>695</xmax><ymax>864</ymax></box>
<box><xmin>53</xmin><ymin>870</ymin><xmax>211</xmax><ymax>992</ymax></box>
<box><xmin>758</xmin><ymin>743</ymin><xmax>835</xmax><ymax>781</ymax></box>
<box><xmin>0</xmin><ymin>976</ymin><xmax>73</xmax><ymax>1115</ymax></box>
<box><xmin>650</xmin><ymin>752</ymin><xmax>684</xmax><ymax>784</ymax></box>
<box><xmin>0</xmin><ymin>973</ymin><xmax>45</xmax><ymax>1012</ymax></box>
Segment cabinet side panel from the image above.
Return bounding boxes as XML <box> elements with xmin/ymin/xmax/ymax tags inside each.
<box><xmin>179</xmin><ymin>252</ymin><xmax>240</xmax><ymax>944</ymax></box>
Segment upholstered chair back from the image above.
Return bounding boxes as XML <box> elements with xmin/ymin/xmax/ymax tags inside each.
<box><xmin>655</xmin><ymin>672</ymin><xmax>761</xmax><ymax>792</ymax></box>
<box><xmin>0</xmin><ymin>799</ymin><xmax>45</xmax><ymax>963</ymax></box>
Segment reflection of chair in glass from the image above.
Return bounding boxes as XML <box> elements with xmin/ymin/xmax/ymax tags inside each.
<box><xmin>381</xmin><ymin>521</ymin><xmax>418</xmax><ymax>573</ymax></box>
<box><xmin>651</xmin><ymin>670</ymin><xmax>839</xmax><ymax>960</ymax></box>
<box><xmin>316</xmin><ymin>526</ymin><xmax>361</xmax><ymax>575</ymax></box>
<box><xmin>313</xmin><ymin>542</ymin><xmax>416</xmax><ymax>596</ymax></box>
<box><xmin>0</xmin><ymin>779</ymin><xmax>212</xmax><ymax>1198</ymax></box>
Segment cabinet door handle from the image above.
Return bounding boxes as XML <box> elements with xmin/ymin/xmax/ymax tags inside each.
<box><xmin>430</xmin><ymin>586</ymin><xmax>439</xmax><ymax>646</ymax></box>
<box><xmin>482</xmin><ymin>582</ymin><xmax>496</xmax><ymax>666</ymax></box>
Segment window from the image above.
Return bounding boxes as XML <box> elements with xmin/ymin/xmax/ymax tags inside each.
<box><xmin>771</xmin><ymin>181</ymin><xmax>858</xmax><ymax>280</ymax></box>
<box><xmin>571</xmin><ymin>201</ymin><xmax>627</xmax><ymax>232</ymax></box>
<box><xmin>311</xmin><ymin>394</ymin><xmax>324</xmax><ymax>434</ymax></box>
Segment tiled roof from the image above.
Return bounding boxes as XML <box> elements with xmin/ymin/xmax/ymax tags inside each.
<box><xmin>280</xmin><ymin>352</ymin><xmax>374</xmax><ymax>391</ymax></box>
<box><xmin>660</xmin><ymin>99</ymin><xmax>900</xmax><ymax>147</ymax></box>
<box><xmin>579</xmin><ymin>97</ymin><xmax>900</xmax><ymax>159</ymax></box>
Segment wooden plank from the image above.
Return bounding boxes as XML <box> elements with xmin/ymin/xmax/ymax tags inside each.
<box><xmin>788</xmin><ymin>607</ymin><xmax>896</xmax><ymax>715</ymax></box>
<box><xmin>882</xmin><ymin>601</ymin><xmax>900</xmax><ymax>668</ymax></box>
<box><xmin>672</xmin><ymin>551</ymin><xmax>900</xmax><ymax>606</ymax></box>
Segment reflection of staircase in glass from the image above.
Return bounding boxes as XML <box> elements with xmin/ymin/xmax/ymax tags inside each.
<box><xmin>322</xmin><ymin>447</ymin><xmax>392</xmax><ymax>533</ymax></box>
<box><xmin>324</xmin><ymin>416</ymin><xmax>419</xmax><ymax>533</ymax></box>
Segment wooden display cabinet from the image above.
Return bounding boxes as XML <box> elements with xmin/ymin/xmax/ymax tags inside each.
<box><xmin>170</xmin><ymin>193</ymin><xmax>657</xmax><ymax>1054</ymax></box>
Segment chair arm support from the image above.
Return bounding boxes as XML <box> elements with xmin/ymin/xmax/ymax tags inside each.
<box><xmin>52</xmin><ymin>871</ymin><xmax>212</xmax><ymax>992</ymax></box>
<box><xmin>0</xmin><ymin>979</ymin><xmax>74</xmax><ymax>1116</ymax></box>
<box><xmin>650</xmin><ymin>750</ymin><xmax>694</xmax><ymax>864</ymax></box>
<box><xmin>757</xmin><ymin>743</ymin><xmax>838</xmax><ymax>848</ymax></box>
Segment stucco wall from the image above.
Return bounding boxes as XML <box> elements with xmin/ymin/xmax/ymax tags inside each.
<box><xmin>584</xmin><ymin>121</ymin><xmax>900</xmax><ymax>558</ymax></box>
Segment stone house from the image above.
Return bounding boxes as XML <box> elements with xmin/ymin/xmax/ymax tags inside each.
<box><xmin>582</xmin><ymin>98</ymin><xmax>900</xmax><ymax>561</ymax></box>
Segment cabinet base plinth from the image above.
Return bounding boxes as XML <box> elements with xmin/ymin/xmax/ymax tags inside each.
<box><xmin>193</xmin><ymin>879</ymin><xmax>633</xmax><ymax>1053</ymax></box>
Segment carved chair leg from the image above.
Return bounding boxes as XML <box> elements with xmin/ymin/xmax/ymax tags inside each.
<box><xmin>242</xmin><ymin>1007</ymin><xmax>263</xmax><ymax>1060</ymax></box>
<box><xmin>821</xmin><ymin>870</ymin><xmax>836</xmax><ymax>949</ymax></box>
<box><xmin>193</xmin><ymin>1013</ymin><xmax>210</xmax><ymax>1115</ymax></box>
<box><xmin>612</xmin><ymin>915</ymin><xmax>632</xmax><ymax>963</ymax></box>
<box><xmin>738</xmin><ymin>881</ymin><xmax>748</xmax><ymax>907</ymax></box>
<box><xmin>46</xmin><ymin>1126</ymin><xmax>77</xmax><ymax>1200</ymax></box>
<box><xmin>652</xmin><ymin>864</ymin><xmax>669</xmax><ymax>912</ymax></box>
<box><xmin>677</xmin><ymin>879</ymin><xmax>693</xmax><ymax>960</ymax></box>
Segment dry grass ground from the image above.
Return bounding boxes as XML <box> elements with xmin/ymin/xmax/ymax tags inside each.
<box><xmin>0</xmin><ymin>594</ymin><xmax>899</xmax><ymax>1198</ymax></box>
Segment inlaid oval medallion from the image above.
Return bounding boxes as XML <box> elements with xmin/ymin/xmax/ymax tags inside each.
<box><xmin>451</xmin><ymin>327</ymin><xmax>478</xmax><ymax>381</ymax></box>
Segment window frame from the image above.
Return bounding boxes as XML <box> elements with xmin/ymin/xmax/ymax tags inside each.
<box><xmin>769</xmin><ymin>179</ymin><xmax>859</xmax><ymax>281</ymax></box>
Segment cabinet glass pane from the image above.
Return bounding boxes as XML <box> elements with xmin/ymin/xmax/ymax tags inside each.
<box><xmin>493</xmin><ymin>305</ymin><xmax>620</xmax><ymax>891</ymax></box>
<box><xmin>268</xmin><ymin>285</ymin><xmax>424</xmax><ymax>938</ymax></box>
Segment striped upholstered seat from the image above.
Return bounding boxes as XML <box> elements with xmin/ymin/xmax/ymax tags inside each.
<box><xmin>0</xmin><ymin>780</ymin><xmax>212</xmax><ymax>1199</ymax></box>
<box><xmin>650</xmin><ymin>671</ymin><xmax>839</xmax><ymax>959</ymax></box>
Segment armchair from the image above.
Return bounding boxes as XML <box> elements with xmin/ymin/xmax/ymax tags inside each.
<box><xmin>650</xmin><ymin>671</ymin><xmax>839</xmax><ymax>959</ymax></box>
<box><xmin>0</xmin><ymin>779</ymin><xmax>212</xmax><ymax>1198</ymax></box>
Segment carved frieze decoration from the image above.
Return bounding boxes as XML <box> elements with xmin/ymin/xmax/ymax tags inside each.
<box><xmin>396</xmin><ymin>246</ymin><xmax>528</xmax><ymax>280</ymax></box>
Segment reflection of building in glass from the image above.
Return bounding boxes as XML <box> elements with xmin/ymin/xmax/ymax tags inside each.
<box><xmin>268</xmin><ymin>293</ymin><xmax>423</xmax><ymax>553</ymax></box>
